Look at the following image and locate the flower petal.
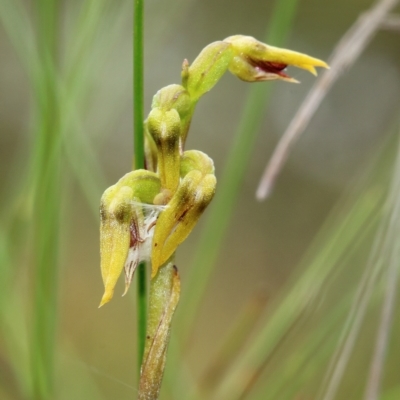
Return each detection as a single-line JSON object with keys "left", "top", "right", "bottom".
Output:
{"left": 224, "top": 35, "right": 328, "bottom": 82}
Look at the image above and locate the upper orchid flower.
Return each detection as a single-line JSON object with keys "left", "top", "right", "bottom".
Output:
{"left": 184, "top": 35, "right": 328, "bottom": 103}
{"left": 225, "top": 35, "right": 328, "bottom": 83}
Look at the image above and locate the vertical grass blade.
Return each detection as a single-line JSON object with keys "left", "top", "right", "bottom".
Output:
{"left": 133, "top": 0, "right": 147, "bottom": 374}
{"left": 133, "top": 0, "right": 144, "bottom": 170}
{"left": 30, "top": 1, "right": 61, "bottom": 399}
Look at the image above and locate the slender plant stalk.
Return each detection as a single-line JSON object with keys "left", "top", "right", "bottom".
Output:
{"left": 30, "top": 1, "right": 60, "bottom": 399}
{"left": 139, "top": 257, "right": 180, "bottom": 400}
{"left": 133, "top": 0, "right": 144, "bottom": 169}
{"left": 133, "top": 0, "right": 147, "bottom": 372}
{"left": 179, "top": 0, "right": 300, "bottom": 341}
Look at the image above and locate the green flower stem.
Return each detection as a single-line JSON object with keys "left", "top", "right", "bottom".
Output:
{"left": 133, "top": 0, "right": 144, "bottom": 169}
{"left": 179, "top": 0, "right": 300, "bottom": 341}
{"left": 133, "top": 0, "right": 147, "bottom": 373}
{"left": 31, "top": 0, "right": 60, "bottom": 399}
{"left": 139, "top": 257, "right": 180, "bottom": 400}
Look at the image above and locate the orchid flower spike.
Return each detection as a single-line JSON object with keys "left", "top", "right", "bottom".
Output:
{"left": 99, "top": 35, "right": 328, "bottom": 306}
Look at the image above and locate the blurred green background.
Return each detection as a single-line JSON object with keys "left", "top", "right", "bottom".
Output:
{"left": 0, "top": 0, "right": 399, "bottom": 399}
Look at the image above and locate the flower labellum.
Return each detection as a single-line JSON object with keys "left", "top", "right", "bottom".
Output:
{"left": 225, "top": 35, "right": 328, "bottom": 82}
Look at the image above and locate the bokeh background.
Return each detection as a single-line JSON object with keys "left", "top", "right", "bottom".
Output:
{"left": 1, "top": 0, "right": 400, "bottom": 399}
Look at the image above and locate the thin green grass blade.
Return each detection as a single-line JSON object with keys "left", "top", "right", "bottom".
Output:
{"left": 30, "top": 1, "right": 62, "bottom": 398}
{"left": 0, "top": 230, "right": 31, "bottom": 398}
{"left": 1, "top": 2, "right": 149, "bottom": 398}
{"left": 133, "top": 0, "right": 148, "bottom": 376}
{"left": 133, "top": 0, "right": 144, "bottom": 170}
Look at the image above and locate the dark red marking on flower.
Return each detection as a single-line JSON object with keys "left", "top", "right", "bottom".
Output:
{"left": 247, "top": 57, "right": 290, "bottom": 79}
{"left": 178, "top": 208, "right": 189, "bottom": 222}
{"left": 130, "top": 219, "right": 143, "bottom": 248}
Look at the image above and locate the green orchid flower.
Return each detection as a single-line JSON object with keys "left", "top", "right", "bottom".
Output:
{"left": 99, "top": 35, "right": 328, "bottom": 307}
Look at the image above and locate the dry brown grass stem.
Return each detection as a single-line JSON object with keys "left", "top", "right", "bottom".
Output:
{"left": 381, "top": 14, "right": 400, "bottom": 31}
{"left": 256, "top": 0, "right": 400, "bottom": 200}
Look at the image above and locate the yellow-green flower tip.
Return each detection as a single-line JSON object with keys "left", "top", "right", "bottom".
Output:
{"left": 180, "top": 150, "right": 215, "bottom": 177}
{"left": 99, "top": 289, "right": 114, "bottom": 308}
{"left": 147, "top": 108, "right": 181, "bottom": 147}
{"left": 147, "top": 108, "right": 181, "bottom": 193}
{"left": 224, "top": 35, "right": 328, "bottom": 82}
{"left": 151, "top": 84, "right": 191, "bottom": 119}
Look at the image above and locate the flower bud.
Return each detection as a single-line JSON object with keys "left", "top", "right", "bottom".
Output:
{"left": 151, "top": 84, "right": 191, "bottom": 119}
{"left": 180, "top": 150, "right": 214, "bottom": 177}
{"left": 147, "top": 108, "right": 181, "bottom": 193}
{"left": 185, "top": 41, "right": 233, "bottom": 102}
{"left": 151, "top": 84, "right": 194, "bottom": 145}
{"left": 116, "top": 170, "right": 161, "bottom": 203}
